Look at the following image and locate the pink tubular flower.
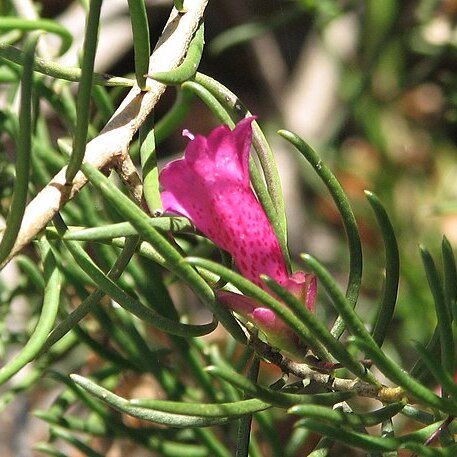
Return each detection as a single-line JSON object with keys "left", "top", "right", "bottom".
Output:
{"left": 160, "top": 117, "right": 316, "bottom": 357}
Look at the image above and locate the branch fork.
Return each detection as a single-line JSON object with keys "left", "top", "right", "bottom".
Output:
{"left": 0, "top": 0, "right": 209, "bottom": 270}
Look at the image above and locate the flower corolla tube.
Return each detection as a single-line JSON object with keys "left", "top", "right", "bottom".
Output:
{"left": 160, "top": 117, "right": 316, "bottom": 356}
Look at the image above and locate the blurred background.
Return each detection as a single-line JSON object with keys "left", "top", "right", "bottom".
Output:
{"left": 2, "top": 0, "right": 457, "bottom": 455}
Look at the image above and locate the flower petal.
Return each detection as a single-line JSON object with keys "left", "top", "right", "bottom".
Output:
{"left": 280, "top": 272, "right": 317, "bottom": 312}
{"left": 159, "top": 117, "right": 289, "bottom": 287}
{"left": 161, "top": 191, "right": 192, "bottom": 218}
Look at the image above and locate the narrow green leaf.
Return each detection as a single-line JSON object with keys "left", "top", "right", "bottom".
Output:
{"left": 442, "top": 236, "right": 457, "bottom": 322}
{"left": 0, "top": 334, "right": 79, "bottom": 412}
{"left": 49, "top": 427, "right": 105, "bottom": 457}
{"left": 420, "top": 245, "right": 454, "bottom": 374}
{"left": 181, "top": 80, "right": 233, "bottom": 124}
{"left": 73, "top": 323, "right": 140, "bottom": 371}
{"left": 279, "top": 130, "right": 362, "bottom": 338}
{"left": 71, "top": 374, "right": 230, "bottom": 427}
{"left": 149, "top": 22, "right": 204, "bottom": 84}
{"left": 140, "top": 113, "right": 161, "bottom": 211}
{"left": 413, "top": 341, "right": 457, "bottom": 405}
{"left": 380, "top": 418, "right": 397, "bottom": 457}
{"left": 284, "top": 428, "right": 312, "bottom": 457}
{"left": 93, "top": 303, "right": 157, "bottom": 368}
{"left": 53, "top": 217, "right": 194, "bottom": 241}
{"left": 34, "top": 443, "right": 67, "bottom": 457}
{"left": 194, "top": 428, "right": 231, "bottom": 457}
{"left": 206, "top": 345, "right": 244, "bottom": 402}
{"left": 236, "top": 357, "right": 260, "bottom": 457}
{"left": 307, "top": 438, "right": 333, "bottom": 457}
{"left": 0, "top": 65, "right": 19, "bottom": 82}
{"left": 0, "top": 43, "right": 133, "bottom": 86}
{"left": 300, "top": 254, "right": 377, "bottom": 352}
{"left": 127, "top": 0, "right": 150, "bottom": 88}
{"left": 47, "top": 372, "right": 211, "bottom": 456}
{"left": 409, "top": 326, "right": 440, "bottom": 381}
{"left": 401, "top": 405, "right": 435, "bottom": 425}
{"left": 35, "top": 414, "right": 210, "bottom": 457}
{"left": 0, "top": 238, "right": 60, "bottom": 385}
{"left": 365, "top": 191, "right": 400, "bottom": 346}
{"left": 0, "top": 33, "right": 37, "bottom": 265}
{"left": 16, "top": 254, "right": 45, "bottom": 289}
{"left": 353, "top": 338, "right": 457, "bottom": 415}
{"left": 0, "top": 18, "right": 72, "bottom": 54}
{"left": 91, "top": 84, "right": 114, "bottom": 123}
{"left": 255, "top": 413, "right": 282, "bottom": 456}
{"left": 65, "top": 0, "right": 102, "bottom": 183}
{"left": 129, "top": 397, "right": 271, "bottom": 418}
{"left": 402, "top": 442, "right": 457, "bottom": 456}
{"left": 296, "top": 418, "right": 445, "bottom": 453}
{"left": 34, "top": 410, "right": 107, "bottom": 436}
{"left": 206, "top": 365, "right": 354, "bottom": 408}
{"left": 290, "top": 402, "right": 405, "bottom": 427}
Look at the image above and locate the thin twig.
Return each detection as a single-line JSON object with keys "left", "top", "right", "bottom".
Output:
{"left": 250, "top": 337, "right": 406, "bottom": 403}
{"left": 0, "top": 0, "right": 209, "bottom": 270}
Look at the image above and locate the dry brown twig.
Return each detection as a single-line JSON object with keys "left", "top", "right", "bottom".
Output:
{"left": 0, "top": 0, "right": 209, "bottom": 271}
